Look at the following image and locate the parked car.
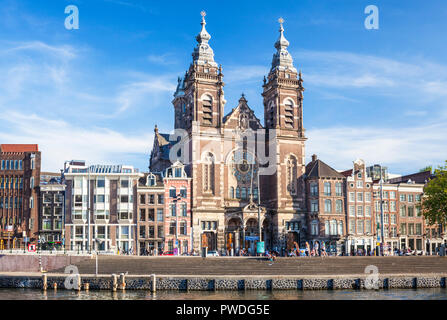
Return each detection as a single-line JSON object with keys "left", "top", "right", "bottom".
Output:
{"left": 206, "top": 250, "right": 219, "bottom": 257}
{"left": 162, "top": 251, "right": 174, "bottom": 256}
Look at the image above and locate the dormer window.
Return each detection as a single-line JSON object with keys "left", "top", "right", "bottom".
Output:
{"left": 146, "top": 174, "right": 156, "bottom": 187}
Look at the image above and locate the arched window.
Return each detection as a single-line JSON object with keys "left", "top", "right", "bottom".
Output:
{"left": 286, "top": 155, "right": 297, "bottom": 195}
{"left": 325, "top": 199, "right": 332, "bottom": 213}
{"left": 330, "top": 220, "right": 337, "bottom": 235}
{"left": 202, "top": 95, "right": 213, "bottom": 125}
{"left": 203, "top": 153, "right": 215, "bottom": 193}
{"left": 284, "top": 99, "right": 294, "bottom": 128}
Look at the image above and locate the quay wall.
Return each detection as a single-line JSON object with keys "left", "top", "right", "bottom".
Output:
{"left": 0, "top": 254, "right": 91, "bottom": 272}
{"left": 0, "top": 274, "right": 446, "bottom": 291}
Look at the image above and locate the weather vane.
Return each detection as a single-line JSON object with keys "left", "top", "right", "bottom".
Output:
{"left": 278, "top": 17, "right": 284, "bottom": 25}
{"left": 201, "top": 11, "right": 207, "bottom": 18}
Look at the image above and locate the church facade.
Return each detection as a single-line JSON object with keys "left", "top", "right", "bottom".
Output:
{"left": 150, "top": 13, "right": 307, "bottom": 255}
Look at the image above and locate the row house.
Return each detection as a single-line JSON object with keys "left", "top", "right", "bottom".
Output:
{"left": 63, "top": 161, "right": 142, "bottom": 253}
{"left": 342, "top": 159, "right": 375, "bottom": 255}
{"left": 38, "top": 173, "right": 65, "bottom": 249}
{"left": 0, "top": 144, "right": 41, "bottom": 249}
{"left": 305, "top": 155, "right": 347, "bottom": 254}
{"left": 137, "top": 172, "right": 165, "bottom": 255}
{"left": 136, "top": 161, "right": 192, "bottom": 256}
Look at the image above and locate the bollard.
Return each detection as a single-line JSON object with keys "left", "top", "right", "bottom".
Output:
{"left": 151, "top": 274, "right": 156, "bottom": 293}
{"left": 112, "top": 274, "right": 117, "bottom": 292}
{"left": 119, "top": 273, "right": 126, "bottom": 290}
{"left": 84, "top": 283, "right": 90, "bottom": 291}
{"left": 75, "top": 274, "right": 82, "bottom": 291}
{"left": 42, "top": 274, "right": 48, "bottom": 291}
{"left": 53, "top": 282, "right": 57, "bottom": 290}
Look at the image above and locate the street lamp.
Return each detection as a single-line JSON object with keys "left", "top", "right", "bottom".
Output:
{"left": 374, "top": 164, "right": 385, "bottom": 256}
{"left": 173, "top": 193, "right": 184, "bottom": 256}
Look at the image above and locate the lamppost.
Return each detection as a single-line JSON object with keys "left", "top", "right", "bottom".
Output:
{"left": 374, "top": 164, "right": 385, "bottom": 256}
{"left": 173, "top": 193, "right": 184, "bottom": 256}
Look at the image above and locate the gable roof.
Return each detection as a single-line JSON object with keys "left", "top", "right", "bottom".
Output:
{"left": 0, "top": 144, "right": 38, "bottom": 153}
{"left": 222, "top": 95, "right": 263, "bottom": 129}
{"left": 306, "top": 159, "right": 346, "bottom": 179}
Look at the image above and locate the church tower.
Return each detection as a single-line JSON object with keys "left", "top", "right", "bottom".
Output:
{"left": 261, "top": 18, "right": 307, "bottom": 249}
{"left": 173, "top": 12, "right": 227, "bottom": 253}
{"left": 172, "top": 11, "right": 226, "bottom": 132}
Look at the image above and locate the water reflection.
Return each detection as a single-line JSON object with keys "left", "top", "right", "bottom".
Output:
{"left": 1, "top": 288, "right": 446, "bottom": 300}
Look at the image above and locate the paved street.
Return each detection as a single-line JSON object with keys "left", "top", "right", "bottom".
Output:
{"left": 51, "top": 256, "right": 447, "bottom": 276}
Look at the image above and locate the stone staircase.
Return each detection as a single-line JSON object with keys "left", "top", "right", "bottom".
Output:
{"left": 50, "top": 256, "right": 447, "bottom": 276}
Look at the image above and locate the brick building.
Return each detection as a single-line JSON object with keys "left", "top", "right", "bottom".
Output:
{"left": 137, "top": 172, "right": 165, "bottom": 255}
{"left": 150, "top": 14, "right": 306, "bottom": 254}
{"left": 341, "top": 159, "right": 375, "bottom": 255}
{"left": 0, "top": 144, "right": 41, "bottom": 249}
{"left": 63, "top": 161, "right": 142, "bottom": 253}
{"left": 38, "top": 172, "right": 65, "bottom": 250}
{"left": 305, "top": 155, "right": 346, "bottom": 254}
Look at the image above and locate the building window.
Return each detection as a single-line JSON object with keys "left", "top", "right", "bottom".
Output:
{"left": 335, "top": 183, "right": 343, "bottom": 196}
{"left": 140, "top": 195, "right": 146, "bottom": 205}
{"left": 203, "top": 153, "right": 215, "bottom": 193}
{"left": 169, "top": 188, "right": 177, "bottom": 198}
{"left": 325, "top": 221, "right": 330, "bottom": 236}
{"left": 349, "top": 220, "right": 355, "bottom": 234}
{"left": 324, "top": 182, "right": 331, "bottom": 196}
{"left": 365, "top": 220, "right": 371, "bottom": 234}
{"left": 408, "top": 206, "right": 414, "bottom": 217}
{"left": 408, "top": 224, "right": 415, "bottom": 235}
{"left": 310, "top": 183, "right": 318, "bottom": 196}
{"left": 390, "top": 214, "right": 396, "bottom": 225}
{"left": 158, "top": 194, "right": 164, "bottom": 204}
{"left": 169, "top": 222, "right": 176, "bottom": 235}
{"left": 139, "top": 209, "right": 146, "bottom": 221}
{"left": 403, "top": 225, "right": 411, "bottom": 238}
{"left": 157, "top": 208, "right": 164, "bottom": 222}
{"left": 349, "top": 205, "right": 355, "bottom": 217}
{"left": 287, "top": 156, "right": 298, "bottom": 195}
{"left": 408, "top": 195, "right": 414, "bottom": 202}
{"left": 400, "top": 194, "right": 406, "bottom": 202}
{"left": 357, "top": 220, "right": 364, "bottom": 235}
{"left": 170, "top": 204, "right": 176, "bottom": 217}
{"left": 180, "top": 188, "right": 187, "bottom": 198}
{"left": 390, "top": 201, "right": 396, "bottom": 212}
{"left": 357, "top": 206, "right": 363, "bottom": 217}
{"left": 149, "top": 195, "right": 155, "bottom": 204}
{"left": 336, "top": 200, "right": 343, "bottom": 213}
{"left": 311, "top": 200, "right": 318, "bottom": 212}
{"left": 230, "top": 187, "right": 235, "bottom": 198}
{"left": 324, "top": 199, "right": 332, "bottom": 213}
{"left": 356, "top": 180, "right": 363, "bottom": 188}
{"left": 311, "top": 220, "right": 319, "bottom": 236}
{"left": 120, "top": 179, "right": 129, "bottom": 188}
{"left": 357, "top": 192, "right": 363, "bottom": 202}
{"left": 180, "top": 222, "right": 187, "bottom": 235}
{"left": 148, "top": 209, "right": 155, "bottom": 221}
{"left": 365, "top": 206, "right": 371, "bottom": 217}
{"left": 400, "top": 205, "right": 406, "bottom": 217}
{"left": 349, "top": 192, "right": 355, "bottom": 203}
{"left": 365, "top": 192, "right": 371, "bottom": 202}
{"left": 202, "top": 95, "right": 213, "bottom": 125}
{"left": 139, "top": 226, "right": 146, "bottom": 238}
{"left": 120, "top": 195, "right": 128, "bottom": 203}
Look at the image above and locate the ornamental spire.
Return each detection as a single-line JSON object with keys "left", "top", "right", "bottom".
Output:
{"left": 192, "top": 11, "right": 217, "bottom": 67}
{"left": 271, "top": 17, "right": 297, "bottom": 73}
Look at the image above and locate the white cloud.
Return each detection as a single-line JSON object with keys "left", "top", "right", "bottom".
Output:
{"left": 0, "top": 111, "right": 152, "bottom": 172}
{"left": 307, "top": 122, "right": 447, "bottom": 174}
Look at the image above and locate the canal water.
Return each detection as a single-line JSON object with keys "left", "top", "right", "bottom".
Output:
{"left": 0, "top": 288, "right": 447, "bottom": 300}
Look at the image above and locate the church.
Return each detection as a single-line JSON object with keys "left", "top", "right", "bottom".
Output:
{"left": 149, "top": 12, "right": 307, "bottom": 255}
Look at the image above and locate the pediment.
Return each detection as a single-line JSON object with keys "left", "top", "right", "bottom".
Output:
{"left": 223, "top": 96, "right": 263, "bottom": 131}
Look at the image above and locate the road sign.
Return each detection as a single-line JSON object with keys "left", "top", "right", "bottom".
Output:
{"left": 28, "top": 244, "right": 36, "bottom": 252}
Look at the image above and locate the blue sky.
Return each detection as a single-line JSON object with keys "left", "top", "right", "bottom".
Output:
{"left": 0, "top": 0, "right": 446, "bottom": 174}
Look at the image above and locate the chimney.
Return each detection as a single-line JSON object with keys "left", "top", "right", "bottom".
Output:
{"left": 312, "top": 154, "right": 317, "bottom": 162}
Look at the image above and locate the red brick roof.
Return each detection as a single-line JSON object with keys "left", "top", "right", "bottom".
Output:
{"left": 0, "top": 144, "right": 39, "bottom": 152}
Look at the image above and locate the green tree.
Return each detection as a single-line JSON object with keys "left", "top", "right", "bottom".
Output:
{"left": 422, "top": 161, "right": 447, "bottom": 226}
{"left": 419, "top": 166, "right": 433, "bottom": 173}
